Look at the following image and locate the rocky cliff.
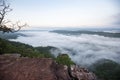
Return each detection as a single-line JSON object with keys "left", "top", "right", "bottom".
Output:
{"left": 0, "top": 54, "right": 97, "bottom": 80}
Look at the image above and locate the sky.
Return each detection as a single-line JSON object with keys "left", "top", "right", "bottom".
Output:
{"left": 6, "top": 0, "right": 120, "bottom": 28}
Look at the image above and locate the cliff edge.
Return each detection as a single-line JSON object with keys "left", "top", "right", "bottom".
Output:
{"left": 0, "top": 54, "right": 96, "bottom": 80}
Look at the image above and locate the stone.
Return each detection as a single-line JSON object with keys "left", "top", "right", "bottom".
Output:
{"left": 0, "top": 54, "right": 97, "bottom": 80}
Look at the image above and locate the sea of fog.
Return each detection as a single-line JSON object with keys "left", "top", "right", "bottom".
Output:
{"left": 10, "top": 28, "right": 120, "bottom": 66}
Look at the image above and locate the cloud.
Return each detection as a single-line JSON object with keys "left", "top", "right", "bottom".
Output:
{"left": 11, "top": 31, "right": 120, "bottom": 67}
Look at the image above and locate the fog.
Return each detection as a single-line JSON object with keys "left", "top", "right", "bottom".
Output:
{"left": 11, "top": 31, "right": 120, "bottom": 66}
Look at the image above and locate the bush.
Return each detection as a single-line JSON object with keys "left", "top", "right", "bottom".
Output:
{"left": 0, "top": 38, "right": 55, "bottom": 58}
{"left": 91, "top": 59, "right": 120, "bottom": 80}
{"left": 56, "top": 54, "right": 74, "bottom": 66}
{"left": 0, "top": 38, "right": 7, "bottom": 54}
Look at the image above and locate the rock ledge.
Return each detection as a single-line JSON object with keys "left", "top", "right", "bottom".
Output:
{"left": 0, "top": 54, "right": 96, "bottom": 80}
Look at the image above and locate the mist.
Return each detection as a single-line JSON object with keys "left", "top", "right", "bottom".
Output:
{"left": 10, "top": 30, "right": 120, "bottom": 66}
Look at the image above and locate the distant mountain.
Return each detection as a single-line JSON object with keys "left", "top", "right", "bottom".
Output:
{"left": 51, "top": 30, "right": 120, "bottom": 38}
{"left": 0, "top": 31, "right": 26, "bottom": 39}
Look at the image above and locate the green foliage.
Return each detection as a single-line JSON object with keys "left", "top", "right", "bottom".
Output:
{"left": 0, "top": 38, "right": 75, "bottom": 67}
{"left": 56, "top": 54, "right": 74, "bottom": 66}
{"left": 92, "top": 59, "right": 120, "bottom": 80}
{"left": 0, "top": 38, "right": 7, "bottom": 54}
{"left": 35, "top": 46, "right": 55, "bottom": 58}
{"left": 0, "top": 38, "right": 54, "bottom": 58}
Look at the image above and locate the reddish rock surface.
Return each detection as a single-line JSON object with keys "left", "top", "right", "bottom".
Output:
{"left": 0, "top": 54, "right": 71, "bottom": 80}
{"left": 0, "top": 54, "right": 97, "bottom": 80}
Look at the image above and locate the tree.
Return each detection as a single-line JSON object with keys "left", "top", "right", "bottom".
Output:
{"left": 92, "top": 59, "right": 120, "bottom": 80}
{"left": 56, "top": 54, "right": 75, "bottom": 66}
{"left": 0, "top": 38, "right": 7, "bottom": 54}
{"left": 0, "top": 0, "right": 27, "bottom": 33}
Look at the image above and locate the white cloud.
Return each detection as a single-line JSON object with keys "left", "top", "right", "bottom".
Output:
{"left": 11, "top": 31, "right": 120, "bottom": 66}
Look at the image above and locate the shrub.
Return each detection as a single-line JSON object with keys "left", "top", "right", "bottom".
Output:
{"left": 92, "top": 59, "right": 120, "bottom": 80}
{"left": 56, "top": 54, "right": 74, "bottom": 66}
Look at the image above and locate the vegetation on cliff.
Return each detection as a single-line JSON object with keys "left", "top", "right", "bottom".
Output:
{"left": 0, "top": 38, "right": 74, "bottom": 66}
{"left": 91, "top": 59, "right": 120, "bottom": 80}
{"left": 56, "top": 54, "right": 75, "bottom": 66}
{"left": 0, "top": 38, "right": 54, "bottom": 58}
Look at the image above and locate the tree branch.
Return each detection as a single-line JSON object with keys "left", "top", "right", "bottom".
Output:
{"left": 0, "top": 0, "right": 27, "bottom": 33}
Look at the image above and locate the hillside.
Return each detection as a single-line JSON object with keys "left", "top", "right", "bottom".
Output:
{"left": 0, "top": 37, "right": 120, "bottom": 80}
{"left": 0, "top": 38, "right": 55, "bottom": 58}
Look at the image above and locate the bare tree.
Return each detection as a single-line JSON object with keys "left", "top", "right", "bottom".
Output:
{"left": 0, "top": 0, "right": 27, "bottom": 33}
